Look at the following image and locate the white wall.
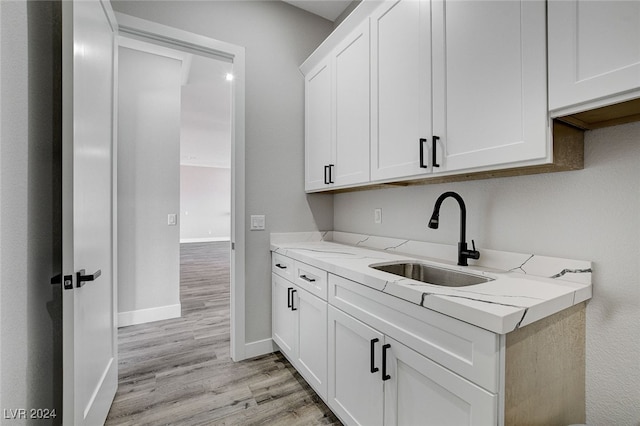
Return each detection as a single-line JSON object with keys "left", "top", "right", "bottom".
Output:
{"left": 0, "top": 0, "right": 62, "bottom": 416}
{"left": 334, "top": 123, "right": 640, "bottom": 425}
{"left": 180, "top": 165, "right": 231, "bottom": 242}
{"left": 111, "top": 1, "right": 335, "bottom": 342}
{"left": 117, "top": 46, "right": 182, "bottom": 325}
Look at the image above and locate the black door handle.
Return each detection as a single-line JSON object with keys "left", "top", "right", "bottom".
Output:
{"left": 432, "top": 135, "right": 440, "bottom": 168}
{"left": 76, "top": 269, "right": 101, "bottom": 288}
{"left": 382, "top": 343, "right": 391, "bottom": 381}
{"left": 324, "top": 165, "right": 330, "bottom": 184}
{"left": 328, "top": 164, "right": 335, "bottom": 184}
{"left": 370, "top": 338, "right": 380, "bottom": 373}
{"left": 419, "top": 138, "right": 428, "bottom": 168}
{"left": 291, "top": 289, "right": 297, "bottom": 311}
{"left": 287, "top": 287, "right": 293, "bottom": 308}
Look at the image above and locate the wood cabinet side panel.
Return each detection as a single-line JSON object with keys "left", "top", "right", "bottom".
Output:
{"left": 505, "top": 303, "right": 586, "bottom": 426}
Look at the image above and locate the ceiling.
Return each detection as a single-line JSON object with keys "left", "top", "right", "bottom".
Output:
{"left": 180, "top": 55, "right": 233, "bottom": 169}
{"left": 283, "top": 0, "right": 353, "bottom": 22}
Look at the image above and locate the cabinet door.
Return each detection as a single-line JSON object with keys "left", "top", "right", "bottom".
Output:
{"left": 333, "top": 21, "right": 370, "bottom": 187}
{"left": 272, "top": 274, "right": 297, "bottom": 359}
{"left": 295, "top": 288, "right": 328, "bottom": 400}
{"left": 383, "top": 337, "right": 497, "bottom": 426}
{"left": 328, "top": 306, "right": 384, "bottom": 426}
{"left": 305, "top": 58, "right": 333, "bottom": 191}
{"left": 432, "top": 0, "right": 548, "bottom": 172}
{"left": 548, "top": 0, "right": 640, "bottom": 112}
{"left": 370, "top": 0, "right": 432, "bottom": 181}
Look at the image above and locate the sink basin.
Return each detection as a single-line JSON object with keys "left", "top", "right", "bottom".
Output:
{"left": 370, "top": 262, "right": 493, "bottom": 287}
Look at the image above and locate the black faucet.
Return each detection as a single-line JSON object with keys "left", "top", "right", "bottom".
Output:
{"left": 428, "top": 191, "right": 480, "bottom": 266}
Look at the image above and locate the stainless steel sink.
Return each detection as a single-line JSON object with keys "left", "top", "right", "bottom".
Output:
{"left": 370, "top": 262, "right": 493, "bottom": 287}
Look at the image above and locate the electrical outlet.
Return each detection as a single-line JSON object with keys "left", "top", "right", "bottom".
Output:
{"left": 168, "top": 213, "right": 177, "bottom": 226}
{"left": 250, "top": 215, "right": 266, "bottom": 231}
{"left": 374, "top": 208, "right": 382, "bottom": 224}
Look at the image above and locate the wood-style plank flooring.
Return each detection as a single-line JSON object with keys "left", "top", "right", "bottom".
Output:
{"left": 106, "top": 242, "right": 340, "bottom": 426}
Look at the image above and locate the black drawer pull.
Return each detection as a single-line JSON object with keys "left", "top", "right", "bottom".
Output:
{"left": 419, "top": 138, "right": 428, "bottom": 168}
{"left": 370, "top": 338, "right": 380, "bottom": 373}
{"left": 287, "top": 287, "right": 293, "bottom": 308}
{"left": 329, "top": 164, "right": 335, "bottom": 184}
{"left": 275, "top": 263, "right": 287, "bottom": 269}
{"left": 291, "top": 289, "right": 297, "bottom": 311}
{"left": 76, "top": 269, "right": 101, "bottom": 288}
{"left": 432, "top": 135, "right": 440, "bottom": 168}
{"left": 299, "top": 274, "right": 316, "bottom": 283}
{"left": 382, "top": 343, "right": 391, "bottom": 381}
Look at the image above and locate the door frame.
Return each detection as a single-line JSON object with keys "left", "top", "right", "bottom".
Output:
{"left": 115, "top": 13, "right": 247, "bottom": 361}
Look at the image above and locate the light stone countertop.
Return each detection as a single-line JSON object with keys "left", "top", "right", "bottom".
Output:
{"left": 271, "top": 234, "right": 592, "bottom": 334}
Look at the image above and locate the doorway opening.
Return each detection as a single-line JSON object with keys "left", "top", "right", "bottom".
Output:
{"left": 115, "top": 13, "right": 246, "bottom": 361}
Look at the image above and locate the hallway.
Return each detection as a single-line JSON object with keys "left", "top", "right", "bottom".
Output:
{"left": 106, "top": 242, "right": 340, "bottom": 425}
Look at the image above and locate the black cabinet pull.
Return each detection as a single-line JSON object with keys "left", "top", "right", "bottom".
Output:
{"left": 275, "top": 263, "right": 287, "bottom": 270}
{"left": 432, "top": 135, "right": 440, "bottom": 168}
{"left": 287, "top": 287, "right": 293, "bottom": 308}
{"left": 370, "top": 338, "right": 380, "bottom": 373}
{"left": 299, "top": 274, "right": 316, "bottom": 283}
{"left": 419, "top": 138, "right": 428, "bottom": 168}
{"left": 329, "top": 164, "right": 335, "bottom": 184}
{"left": 382, "top": 343, "right": 391, "bottom": 381}
{"left": 291, "top": 289, "right": 297, "bottom": 311}
{"left": 324, "top": 165, "right": 329, "bottom": 184}
{"left": 76, "top": 269, "right": 101, "bottom": 288}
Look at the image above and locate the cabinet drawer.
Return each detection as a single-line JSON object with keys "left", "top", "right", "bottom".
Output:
{"left": 272, "top": 252, "right": 295, "bottom": 281}
{"left": 294, "top": 261, "right": 328, "bottom": 301}
{"left": 329, "top": 274, "right": 500, "bottom": 393}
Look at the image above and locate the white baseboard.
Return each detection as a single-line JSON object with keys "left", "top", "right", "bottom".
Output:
{"left": 180, "top": 237, "right": 230, "bottom": 243}
{"left": 243, "top": 338, "right": 277, "bottom": 360}
{"left": 118, "top": 304, "right": 181, "bottom": 327}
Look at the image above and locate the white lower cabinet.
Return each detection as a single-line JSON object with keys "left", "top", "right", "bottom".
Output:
{"left": 295, "top": 287, "right": 328, "bottom": 399}
{"left": 273, "top": 252, "right": 586, "bottom": 425}
{"left": 328, "top": 305, "right": 496, "bottom": 426}
{"left": 384, "top": 336, "right": 496, "bottom": 426}
{"left": 272, "top": 273, "right": 297, "bottom": 360}
{"left": 328, "top": 306, "right": 384, "bottom": 426}
{"left": 272, "top": 267, "right": 328, "bottom": 400}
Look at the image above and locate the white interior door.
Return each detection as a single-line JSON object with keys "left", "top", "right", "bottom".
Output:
{"left": 62, "top": 0, "right": 118, "bottom": 424}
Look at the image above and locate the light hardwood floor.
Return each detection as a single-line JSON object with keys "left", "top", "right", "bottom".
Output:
{"left": 106, "top": 242, "right": 340, "bottom": 426}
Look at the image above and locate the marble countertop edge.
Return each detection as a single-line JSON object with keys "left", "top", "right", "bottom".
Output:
{"left": 270, "top": 239, "right": 592, "bottom": 335}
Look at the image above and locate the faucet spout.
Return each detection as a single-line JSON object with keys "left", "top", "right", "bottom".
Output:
{"left": 428, "top": 191, "right": 479, "bottom": 266}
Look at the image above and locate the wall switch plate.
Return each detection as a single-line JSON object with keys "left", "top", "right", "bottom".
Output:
{"left": 168, "top": 213, "right": 177, "bottom": 226}
{"left": 374, "top": 208, "right": 382, "bottom": 224}
{"left": 250, "top": 215, "right": 266, "bottom": 231}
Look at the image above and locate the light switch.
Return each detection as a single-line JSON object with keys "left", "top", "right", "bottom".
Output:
{"left": 250, "top": 215, "right": 266, "bottom": 231}
{"left": 374, "top": 208, "right": 382, "bottom": 224}
{"left": 168, "top": 214, "right": 177, "bottom": 226}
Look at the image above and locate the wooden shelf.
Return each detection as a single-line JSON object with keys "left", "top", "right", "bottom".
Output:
{"left": 557, "top": 97, "right": 640, "bottom": 130}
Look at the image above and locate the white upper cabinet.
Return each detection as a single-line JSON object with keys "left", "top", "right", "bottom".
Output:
{"left": 370, "top": 0, "right": 432, "bottom": 180}
{"left": 305, "top": 58, "right": 333, "bottom": 191}
{"left": 549, "top": 0, "right": 640, "bottom": 113}
{"left": 432, "top": 0, "right": 548, "bottom": 172}
{"left": 333, "top": 21, "right": 371, "bottom": 187}
{"left": 302, "top": 0, "right": 555, "bottom": 192}
{"left": 304, "top": 22, "right": 370, "bottom": 191}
